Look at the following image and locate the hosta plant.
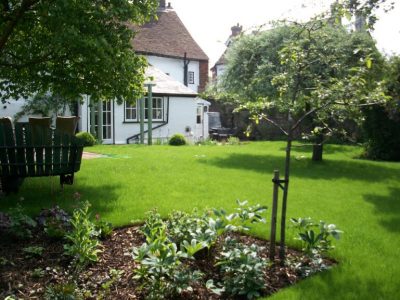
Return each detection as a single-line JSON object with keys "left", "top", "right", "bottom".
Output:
{"left": 216, "top": 238, "right": 269, "bottom": 299}
{"left": 290, "top": 217, "right": 343, "bottom": 256}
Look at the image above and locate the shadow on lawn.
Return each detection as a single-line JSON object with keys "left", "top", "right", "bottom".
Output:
{"left": 279, "top": 144, "right": 358, "bottom": 155}
{"left": 199, "top": 153, "right": 400, "bottom": 183}
{"left": 290, "top": 267, "right": 388, "bottom": 300}
{"left": 363, "top": 187, "right": 400, "bottom": 232}
{"left": 0, "top": 177, "right": 122, "bottom": 216}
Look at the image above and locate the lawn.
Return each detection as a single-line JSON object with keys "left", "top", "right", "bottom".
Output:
{"left": 1, "top": 141, "right": 399, "bottom": 300}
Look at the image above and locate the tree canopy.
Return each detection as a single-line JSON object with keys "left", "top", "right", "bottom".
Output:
{"left": 211, "top": 14, "right": 389, "bottom": 260}
{"left": 215, "top": 20, "right": 385, "bottom": 140}
{"left": 0, "top": 0, "right": 158, "bottom": 103}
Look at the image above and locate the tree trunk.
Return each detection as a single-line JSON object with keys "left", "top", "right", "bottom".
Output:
{"left": 312, "top": 133, "right": 323, "bottom": 161}
{"left": 279, "top": 132, "right": 292, "bottom": 264}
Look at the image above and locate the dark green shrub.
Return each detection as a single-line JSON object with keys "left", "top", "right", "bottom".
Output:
{"left": 363, "top": 105, "right": 400, "bottom": 161}
{"left": 168, "top": 134, "right": 187, "bottom": 146}
{"left": 75, "top": 132, "right": 96, "bottom": 147}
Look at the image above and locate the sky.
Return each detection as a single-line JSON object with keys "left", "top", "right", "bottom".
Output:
{"left": 170, "top": 0, "right": 400, "bottom": 67}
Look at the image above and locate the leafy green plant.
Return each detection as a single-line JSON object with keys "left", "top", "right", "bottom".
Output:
{"left": 166, "top": 210, "right": 215, "bottom": 257}
{"left": 181, "top": 239, "right": 209, "bottom": 257}
{"left": 0, "top": 256, "right": 13, "bottom": 266}
{"left": 7, "top": 203, "right": 37, "bottom": 239}
{"left": 63, "top": 201, "right": 101, "bottom": 267}
{"left": 38, "top": 206, "right": 71, "bottom": 239}
{"left": 75, "top": 132, "right": 97, "bottom": 147}
{"left": 212, "top": 200, "right": 267, "bottom": 232}
{"left": 168, "top": 134, "right": 187, "bottom": 146}
{"left": 140, "top": 210, "right": 165, "bottom": 243}
{"left": 94, "top": 214, "right": 113, "bottom": 239}
{"left": 23, "top": 246, "right": 44, "bottom": 258}
{"left": 132, "top": 227, "right": 194, "bottom": 299}
{"left": 44, "top": 282, "right": 83, "bottom": 300}
{"left": 196, "top": 138, "right": 217, "bottom": 146}
{"left": 216, "top": 238, "right": 268, "bottom": 299}
{"left": 31, "top": 268, "right": 46, "bottom": 279}
{"left": 100, "top": 269, "right": 124, "bottom": 297}
{"left": 290, "top": 217, "right": 343, "bottom": 256}
{"left": 227, "top": 136, "right": 240, "bottom": 145}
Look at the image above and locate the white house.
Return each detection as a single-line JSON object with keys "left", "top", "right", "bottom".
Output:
{"left": 81, "top": 0, "right": 210, "bottom": 144}
{"left": 1, "top": 0, "right": 210, "bottom": 144}
{"left": 211, "top": 23, "right": 242, "bottom": 80}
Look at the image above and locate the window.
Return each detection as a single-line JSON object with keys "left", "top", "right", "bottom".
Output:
{"left": 145, "top": 97, "right": 163, "bottom": 121}
{"left": 125, "top": 102, "right": 137, "bottom": 121}
{"left": 196, "top": 105, "right": 202, "bottom": 124}
{"left": 125, "top": 97, "right": 164, "bottom": 122}
{"left": 188, "top": 71, "right": 195, "bottom": 84}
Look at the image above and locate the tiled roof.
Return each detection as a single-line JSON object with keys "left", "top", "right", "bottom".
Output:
{"left": 132, "top": 9, "right": 208, "bottom": 61}
{"left": 213, "top": 50, "right": 227, "bottom": 68}
{"left": 145, "top": 65, "right": 197, "bottom": 96}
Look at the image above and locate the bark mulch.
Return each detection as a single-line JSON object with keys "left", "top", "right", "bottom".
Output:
{"left": 0, "top": 226, "right": 336, "bottom": 299}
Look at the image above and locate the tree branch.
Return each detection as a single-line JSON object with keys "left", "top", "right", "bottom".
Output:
{"left": 0, "top": 51, "right": 54, "bottom": 69}
{"left": 0, "top": 0, "right": 40, "bottom": 52}
{"left": 291, "top": 100, "right": 333, "bottom": 131}
{"left": 261, "top": 115, "right": 289, "bottom": 136}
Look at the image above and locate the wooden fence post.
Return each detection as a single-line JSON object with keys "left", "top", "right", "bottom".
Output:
{"left": 269, "top": 170, "right": 280, "bottom": 261}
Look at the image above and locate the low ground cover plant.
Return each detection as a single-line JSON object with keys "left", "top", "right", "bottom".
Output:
{"left": 0, "top": 198, "right": 341, "bottom": 299}
{"left": 132, "top": 201, "right": 270, "bottom": 299}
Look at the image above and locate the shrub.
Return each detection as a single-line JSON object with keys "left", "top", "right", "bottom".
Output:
{"left": 363, "top": 105, "right": 400, "bottom": 161}
{"left": 168, "top": 134, "right": 187, "bottom": 146}
{"left": 75, "top": 132, "right": 96, "bottom": 147}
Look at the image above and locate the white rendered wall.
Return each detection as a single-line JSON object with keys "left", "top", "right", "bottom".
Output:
{"left": 0, "top": 98, "right": 72, "bottom": 125}
{"left": 108, "top": 96, "right": 198, "bottom": 144}
{"left": 0, "top": 99, "right": 32, "bottom": 122}
{"left": 216, "top": 64, "right": 225, "bottom": 78}
{"left": 80, "top": 96, "right": 199, "bottom": 144}
{"left": 146, "top": 55, "right": 200, "bottom": 92}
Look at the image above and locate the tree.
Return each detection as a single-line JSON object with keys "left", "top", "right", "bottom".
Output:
{"left": 363, "top": 55, "right": 400, "bottom": 161}
{"left": 219, "top": 22, "right": 384, "bottom": 159}
{"left": 217, "top": 16, "right": 387, "bottom": 261}
{"left": 0, "top": 0, "right": 158, "bottom": 104}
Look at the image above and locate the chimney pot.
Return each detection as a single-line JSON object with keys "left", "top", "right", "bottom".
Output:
{"left": 159, "top": 0, "right": 166, "bottom": 9}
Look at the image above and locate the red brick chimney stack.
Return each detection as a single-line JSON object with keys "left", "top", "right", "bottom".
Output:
{"left": 231, "top": 23, "right": 242, "bottom": 37}
{"left": 159, "top": 0, "right": 166, "bottom": 9}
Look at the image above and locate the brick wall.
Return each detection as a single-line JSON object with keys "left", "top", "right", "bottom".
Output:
{"left": 199, "top": 60, "right": 209, "bottom": 92}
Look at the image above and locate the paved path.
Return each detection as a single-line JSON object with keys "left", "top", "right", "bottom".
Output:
{"left": 82, "top": 152, "right": 104, "bottom": 159}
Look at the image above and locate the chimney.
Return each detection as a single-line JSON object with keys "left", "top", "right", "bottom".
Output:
{"left": 167, "top": 2, "right": 172, "bottom": 9}
{"left": 231, "top": 23, "right": 242, "bottom": 37}
{"left": 159, "top": 0, "right": 166, "bottom": 9}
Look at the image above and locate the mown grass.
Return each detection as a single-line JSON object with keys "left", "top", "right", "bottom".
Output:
{"left": 1, "top": 142, "right": 399, "bottom": 300}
